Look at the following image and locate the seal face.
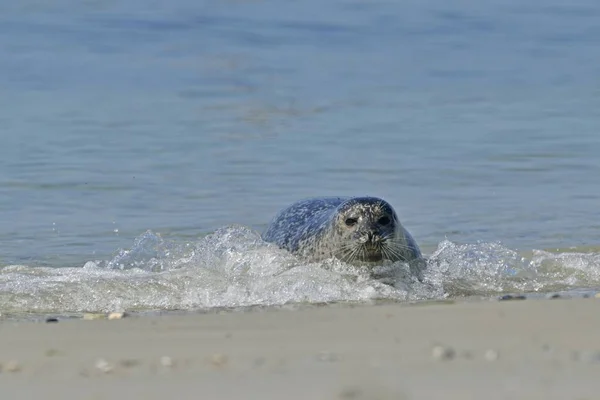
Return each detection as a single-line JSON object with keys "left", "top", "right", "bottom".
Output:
{"left": 262, "top": 196, "right": 424, "bottom": 276}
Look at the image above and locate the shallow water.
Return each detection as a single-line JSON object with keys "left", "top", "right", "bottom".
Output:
{"left": 1, "top": 0, "right": 600, "bottom": 314}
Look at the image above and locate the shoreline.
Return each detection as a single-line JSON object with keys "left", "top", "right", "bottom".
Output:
{"left": 1, "top": 297, "right": 600, "bottom": 399}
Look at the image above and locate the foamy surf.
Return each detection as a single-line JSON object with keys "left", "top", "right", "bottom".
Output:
{"left": 0, "top": 227, "right": 599, "bottom": 315}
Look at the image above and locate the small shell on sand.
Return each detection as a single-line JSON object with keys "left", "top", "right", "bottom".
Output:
{"left": 108, "top": 312, "right": 127, "bottom": 320}
{"left": 82, "top": 312, "right": 127, "bottom": 321}
{"left": 160, "top": 356, "right": 174, "bottom": 368}
{"left": 3, "top": 360, "right": 22, "bottom": 373}
{"left": 83, "top": 313, "right": 105, "bottom": 320}
{"left": 210, "top": 353, "right": 228, "bottom": 368}
{"left": 95, "top": 358, "right": 113, "bottom": 373}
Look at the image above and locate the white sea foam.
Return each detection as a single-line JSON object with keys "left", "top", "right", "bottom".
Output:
{"left": 1, "top": 227, "right": 599, "bottom": 314}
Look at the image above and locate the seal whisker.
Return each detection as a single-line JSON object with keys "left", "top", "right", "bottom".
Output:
{"left": 335, "top": 242, "right": 359, "bottom": 263}
{"left": 360, "top": 244, "right": 368, "bottom": 261}
{"left": 380, "top": 243, "right": 392, "bottom": 259}
{"left": 341, "top": 243, "right": 361, "bottom": 264}
{"left": 383, "top": 237, "right": 415, "bottom": 252}
{"left": 381, "top": 243, "right": 407, "bottom": 262}
{"left": 340, "top": 244, "right": 360, "bottom": 263}
{"left": 349, "top": 247, "right": 362, "bottom": 263}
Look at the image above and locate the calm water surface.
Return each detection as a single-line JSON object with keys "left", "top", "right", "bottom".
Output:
{"left": 1, "top": 0, "right": 600, "bottom": 314}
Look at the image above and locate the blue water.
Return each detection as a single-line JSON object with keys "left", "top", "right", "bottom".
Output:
{"left": 1, "top": 0, "right": 600, "bottom": 314}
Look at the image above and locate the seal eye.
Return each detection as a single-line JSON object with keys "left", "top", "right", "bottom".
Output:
{"left": 378, "top": 216, "right": 391, "bottom": 225}
{"left": 345, "top": 218, "right": 358, "bottom": 227}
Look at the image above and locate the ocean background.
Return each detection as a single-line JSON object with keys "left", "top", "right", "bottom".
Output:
{"left": 1, "top": 0, "right": 600, "bottom": 315}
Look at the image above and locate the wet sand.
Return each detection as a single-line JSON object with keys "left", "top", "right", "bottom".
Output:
{"left": 1, "top": 298, "right": 600, "bottom": 399}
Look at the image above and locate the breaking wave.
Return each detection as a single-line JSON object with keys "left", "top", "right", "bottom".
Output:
{"left": 1, "top": 226, "right": 599, "bottom": 315}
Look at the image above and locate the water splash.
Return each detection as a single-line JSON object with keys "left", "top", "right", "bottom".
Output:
{"left": 426, "top": 240, "right": 600, "bottom": 296}
{"left": 426, "top": 240, "right": 538, "bottom": 296}
{"left": 1, "top": 228, "right": 600, "bottom": 314}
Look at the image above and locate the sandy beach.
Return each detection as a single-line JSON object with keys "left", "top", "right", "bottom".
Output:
{"left": 1, "top": 297, "right": 599, "bottom": 399}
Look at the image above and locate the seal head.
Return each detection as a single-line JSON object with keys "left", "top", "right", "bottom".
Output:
{"left": 331, "top": 197, "right": 407, "bottom": 263}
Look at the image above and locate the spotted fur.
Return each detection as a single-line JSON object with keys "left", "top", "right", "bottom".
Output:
{"left": 262, "top": 196, "right": 424, "bottom": 277}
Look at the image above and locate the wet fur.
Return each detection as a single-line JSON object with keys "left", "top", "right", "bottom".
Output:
{"left": 262, "top": 196, "right": 424, "bottom": 278}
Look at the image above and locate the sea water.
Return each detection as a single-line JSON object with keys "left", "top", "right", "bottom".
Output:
{"left": 1, "top": 0, "right": 600, "bottom": 315}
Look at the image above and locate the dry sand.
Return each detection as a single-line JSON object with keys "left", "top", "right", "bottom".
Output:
{"left": 1, "top": 297, "right": 600, "bottom": 399}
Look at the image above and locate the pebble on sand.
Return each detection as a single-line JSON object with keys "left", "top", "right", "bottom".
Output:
{"left": 45, "top": 349, "right": 62, "bottom": 357}
{"left": 573, "top": 350, "right": 600, "bottom": 364}
{"left": 253, "top": 357, "right": 266, "bottom": 367}
{"left": 498, "top": 294, "right": 526, "bottom": 301}
{"left": 119, "top": 359, "right": 140, "bottom": 368}
{"left": 484, "top": 349, "right": 499, "bottom": 361}
{"left": 432, "top": 345, "right": 456, "bottom": 361}
{"left": 317, "top": 351, "right": 340, "bottom": 362}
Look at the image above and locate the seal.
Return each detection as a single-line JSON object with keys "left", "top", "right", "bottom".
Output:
{"left": 262, "top": 196, "right": 424, "bottom": 278}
